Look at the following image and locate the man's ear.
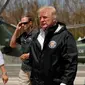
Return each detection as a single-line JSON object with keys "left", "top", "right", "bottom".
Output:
{"left": 29, "top": 21, "right": 33, "bottom": 26}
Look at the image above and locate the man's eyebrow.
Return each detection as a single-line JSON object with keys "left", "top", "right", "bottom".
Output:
{"left": 19, "top": 22, "right": 29, "bottom": 25}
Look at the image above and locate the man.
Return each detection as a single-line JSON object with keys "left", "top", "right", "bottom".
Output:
{"left": 22, "top": 6, "right": 78, "bottom": 85}
{"left": 10, "top": 15, "right": 34, "bottom": 85}
{"left": 0, "top": 50, "right": 8, "bottom": 84}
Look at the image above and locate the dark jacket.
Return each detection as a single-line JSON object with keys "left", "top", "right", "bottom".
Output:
{"left": 29, "top": 22, "right": 78, "bottom": 85}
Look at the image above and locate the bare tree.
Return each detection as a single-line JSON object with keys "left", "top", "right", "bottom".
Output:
{"left": 0, "top": 0, "right": 10, "bottom": 15}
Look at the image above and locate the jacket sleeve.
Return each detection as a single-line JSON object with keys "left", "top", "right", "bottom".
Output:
{"left": 16, "top": 33, "right": 24, "bottom": 44}
{"left": 61, "top": 33, "right": 78, "bottom": 84}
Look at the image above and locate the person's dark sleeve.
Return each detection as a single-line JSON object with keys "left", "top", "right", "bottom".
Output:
{"left": 16, "top": 35, "right": 21, "bottom": 44}
{"left": 60, "top": 33, "right": 78, "bottom": 84}
{"left": 16, "top": 33, "right": 25, "bottom": 44}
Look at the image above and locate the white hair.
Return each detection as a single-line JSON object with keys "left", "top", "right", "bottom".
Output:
{"left": 38, "top": 6, "right": 57, "bottom": 21}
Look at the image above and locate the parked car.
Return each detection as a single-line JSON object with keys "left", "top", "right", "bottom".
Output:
{"left": 77, "top": 37, "right": 85, "bottom": 63}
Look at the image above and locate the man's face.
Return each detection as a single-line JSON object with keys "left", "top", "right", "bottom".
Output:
{"left": 20, "top": 17, "right": 32, "bottom": 31}
{"left": 39, "top": 10, "right": 54, "bottom": 30}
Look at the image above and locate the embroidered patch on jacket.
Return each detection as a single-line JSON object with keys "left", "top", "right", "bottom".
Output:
{"left": 48, "top": 41, "right": 57, "bottom": 48}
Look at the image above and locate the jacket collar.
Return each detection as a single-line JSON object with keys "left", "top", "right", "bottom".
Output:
{"left": 45, "top": 22, "right": 66, "bottom": 35}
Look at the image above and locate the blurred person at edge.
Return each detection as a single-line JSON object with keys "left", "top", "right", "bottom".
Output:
{"left": 0, "top": 50, "right": 8, "bottom": 84}
{"left": 21, "top": 6, "right": 78, "bottom": 85}
{"left": 10, "top": 15, "right": 35, "bottom": 85}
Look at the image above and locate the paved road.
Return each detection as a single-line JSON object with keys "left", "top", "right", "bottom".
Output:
{"left": 74, "top": 64, "right": 85, "bottom": 85}
{"left": 0, "top": 63, "right": 85, "bottom": 85}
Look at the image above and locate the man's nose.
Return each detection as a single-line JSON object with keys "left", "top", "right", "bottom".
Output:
{"left": 40, "top": 17, "right": 44, "bottom": 22}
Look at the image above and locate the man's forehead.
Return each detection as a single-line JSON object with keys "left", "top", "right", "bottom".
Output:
{"left": 39, "top": 9, "right": 52, "bottom": 16}
{"left": 21, "top": 17, "right": 29, "bottom": 22}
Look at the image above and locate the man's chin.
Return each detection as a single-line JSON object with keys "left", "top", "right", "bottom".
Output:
{"left": 41, "top": 26, "right": 48, "bottom": 30}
